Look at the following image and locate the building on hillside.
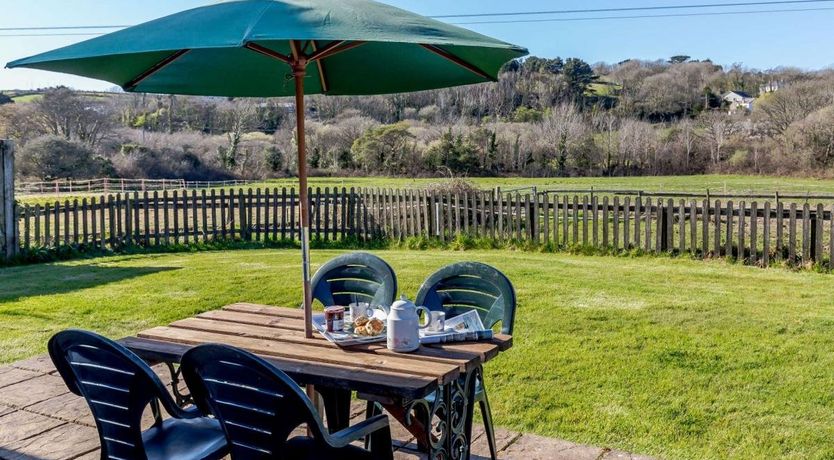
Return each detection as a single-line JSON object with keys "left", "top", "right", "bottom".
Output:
{"left": 723, "top": 91, "right": 754, "bottom": 113}
{"left": 759, "top": 81, "right": 783, "bottom": 94}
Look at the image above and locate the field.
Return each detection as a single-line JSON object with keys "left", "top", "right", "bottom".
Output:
{"left": 17, "top": 174, "right": 834, "bottom": 206}
{"left": 10, "top": 94, "right": 43, "bottom": 103}
{"left": 2, "top": 248, "right": 834, "bottom": 459}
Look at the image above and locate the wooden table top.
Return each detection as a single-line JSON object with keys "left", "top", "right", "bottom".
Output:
{"left": 123, "top": 303, "right": 512, "bottom": 400}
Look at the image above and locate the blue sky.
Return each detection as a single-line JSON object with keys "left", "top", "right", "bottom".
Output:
{"left": 2, "top": 0, "right": 834, "bottom": 90}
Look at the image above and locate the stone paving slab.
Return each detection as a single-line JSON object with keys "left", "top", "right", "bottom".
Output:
{"left": 9, "top": 355, "right": 57, "bottom": 375}
{"left": 0, "top": 422, "right": 99, "bottom": 460}
{"left": 0, "top": 411, "right": 65, "bottom": 446}
{"left": 0, "top": 374, "right": 68, "bottom": 409}
{"left": 0, "top": 406, "right": 15, "bottom": 418}
{"left": 469, "top": 426, "right": 521, "bottom": 457}
{"left": 25, "top": 392, "right": 95, "bottom": 427}
{"left": 503, "top": 433, "right": 605, "bottom": 459}
{"left": 0, "top": 369, "right": 41, "bottom": 390}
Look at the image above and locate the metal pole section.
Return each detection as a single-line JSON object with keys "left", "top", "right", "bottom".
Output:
{"left": 293, "top": 60, "right": 313, "bottom": 340}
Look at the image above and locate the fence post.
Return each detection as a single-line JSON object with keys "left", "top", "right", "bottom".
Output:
{"left": 659, "top": 202, "right": 670, "bottom": 252}
{"left": 0, "top": 140, "right": 17, "bottom": 260}
{"left": 810, "top": 207, "right": 819, "bottom": 263}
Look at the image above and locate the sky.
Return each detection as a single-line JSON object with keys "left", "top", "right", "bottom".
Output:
{"left": 2, "top": 0, "right": 834, "bottom": 91}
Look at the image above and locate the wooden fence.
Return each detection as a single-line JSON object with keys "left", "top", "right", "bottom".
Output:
{"left": 15, "top": 178, "right": 257, "bottom": 196}
{"left": 13, "top": 187, "right": 834, "bottom": 269}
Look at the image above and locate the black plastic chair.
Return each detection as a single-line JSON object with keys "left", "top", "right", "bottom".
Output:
{"left": 181, "top": 344, "right": 394, "bottom": 460}
{"left": 415, "top": 262, "right": 517, "bottom": 460}
{"left": 48, "top": 330, "right": 228, "bottom": 460}
{"left": 416, "top": 261, "right": 516, "bottom": 335}
{"left": 310, "top": 252, "right": 398, "bottom": 433}
{"left": 310, "top": 252, "right": 397, "bottom": 309}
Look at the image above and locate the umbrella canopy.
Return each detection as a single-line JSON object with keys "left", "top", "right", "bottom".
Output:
{"left": 6, "top": 0, "right": 527, "bottom": 340}
{"left": 7, "top": 0, "right": 527, "bottom": 96}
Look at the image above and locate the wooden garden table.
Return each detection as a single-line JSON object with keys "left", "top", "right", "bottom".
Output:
{"left": 122, "top": 302, "right": 512, "bottom": 459}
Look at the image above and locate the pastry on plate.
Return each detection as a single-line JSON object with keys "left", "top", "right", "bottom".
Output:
{"left": 354, "top": 316, "right": 370, "bottom": 327}
{"left": 367, "top": 318, "right": 384, "bottom": 335}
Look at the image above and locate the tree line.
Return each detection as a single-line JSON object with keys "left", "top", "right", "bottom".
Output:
{"left": 2, "top": 54, "right": 834, "bottom": 181}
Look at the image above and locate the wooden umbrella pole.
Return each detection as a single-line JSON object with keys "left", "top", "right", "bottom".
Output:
{"left": 293, "top": 60, "right": 313, "bottom": 340}
{"left": 293, "top": 57, "right": 321, "bottom": 420}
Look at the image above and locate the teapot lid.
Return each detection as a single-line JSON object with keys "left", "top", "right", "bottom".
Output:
{"left": 391, "top": 294, "right": 415, "bottom": 310}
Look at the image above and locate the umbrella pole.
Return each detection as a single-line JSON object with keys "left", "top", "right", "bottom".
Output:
{"left": 294, "top": 63, "right": 313, "bottom": 340}
{"left": 293, "top": 60, "right": 321, "bottom": 419}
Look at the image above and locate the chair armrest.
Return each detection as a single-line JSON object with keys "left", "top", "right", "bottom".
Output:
{"left": 174, "top": 405, "right": 204, "bottom": 419}
{"left": 325, "top": 414, "right": 390, "bottom": 448}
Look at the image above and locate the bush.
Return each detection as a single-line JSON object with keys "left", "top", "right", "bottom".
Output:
{"left": 424, "top": 178, "right": 481, "bottom": 195}
{"left": 16, "top": 135, "right": 111, "bottom": 180}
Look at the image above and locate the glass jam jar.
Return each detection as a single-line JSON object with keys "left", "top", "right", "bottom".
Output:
{"left": 324, "top": 306, "right": 345, "bottom": 332}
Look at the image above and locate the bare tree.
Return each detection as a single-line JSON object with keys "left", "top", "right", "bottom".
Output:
{"left": 29, "top": 87, "right": 113, "bottom": 147}
{"left": 593, "top": 111, "right": 620, "bottom": 175}
{"left": 756, "top": 79, "right": 834, "bottom": 134}
{"left": 699, "top": 112, "right": 735, "bottom": 167}
{"left": 539, "top": 103, "right": 587, "bottom": 176}
{"left": 218, "top": 99, "right": 259, "bottom": 170}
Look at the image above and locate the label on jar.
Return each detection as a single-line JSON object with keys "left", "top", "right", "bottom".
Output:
{"left": 333, "top": 318, "right": 344, "bottom": 332}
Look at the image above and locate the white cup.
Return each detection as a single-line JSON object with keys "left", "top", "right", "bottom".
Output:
{"left": 427, "top": 311, "right": 446, "bottom": 332}
{"left": 349, "top": 302, "right": 371, "bottom": 322}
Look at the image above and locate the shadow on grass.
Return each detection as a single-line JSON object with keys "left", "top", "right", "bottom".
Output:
{"left": 0, "top": 264, "right": 180, "bottom": 302}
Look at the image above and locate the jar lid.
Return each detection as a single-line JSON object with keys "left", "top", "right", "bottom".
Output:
{"left": 325, "top": 306, "right": 345, "bottom": 313}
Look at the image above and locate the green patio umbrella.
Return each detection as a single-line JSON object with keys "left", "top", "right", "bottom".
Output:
{"left": 6, "top": 0, "right": 528, "bottom": 339}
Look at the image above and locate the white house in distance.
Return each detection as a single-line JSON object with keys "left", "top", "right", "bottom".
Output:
{"left": 723, "top": 91, "right": 755, "bottom": 113}
{"left": 759, "top": 81, "right": 783, "bottom": 94}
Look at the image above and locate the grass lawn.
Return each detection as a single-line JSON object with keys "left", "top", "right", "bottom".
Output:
{"left": 2, "top": 248, "right": 833, "bottom": 459}
{"left": 18, "top": 174, "right": 834, "bottom": 206}
{"left": 10, "top": 94, "right": 43, "bottom": 103}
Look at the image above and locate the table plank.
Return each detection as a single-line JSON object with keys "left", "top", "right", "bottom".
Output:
{"left": 139, "top": 326, "right": 461, "bottom": 384}
{"left": 122, "top": 337, "right": 437, "bottom": 400}
{"left": 224, "top": 302, "right": 306, "bottom": 318}
{"left": 172, "top": 317, "right": 479, "bottom": 370}
{"left": 212, "top": 303, "right": 513, "bottom": 367}
{"left": 198, "top": 309, "right": 307, "bottom": 331}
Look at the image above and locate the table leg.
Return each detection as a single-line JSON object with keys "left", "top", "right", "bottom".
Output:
{"left": 384, "top": 366, "right": 479, "bottom": 460}
{"left": 317, "top": 386, "right": 352, "bottom": 433}
{"left": 164, "top": 362, "right": 193, "bottom": 407}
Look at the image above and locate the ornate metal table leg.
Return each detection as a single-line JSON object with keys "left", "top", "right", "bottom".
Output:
{"left": 164, "top": 362, "right": 193, "bottom": 407}
{"left": 401, "top": 366, "right": 479, "bottom": 460}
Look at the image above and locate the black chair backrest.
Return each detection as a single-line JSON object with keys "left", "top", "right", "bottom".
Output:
{"left": 182, "top": 344, "right": 327, "bottom": 460}
{"left": 415, "top": 262, "right": 517, "bottom": 335}
{"left": 310, "top": 252, "right": 397, "bottom": 308}
{"left": 49, "top": 330, "right": 180, "bottom": 460}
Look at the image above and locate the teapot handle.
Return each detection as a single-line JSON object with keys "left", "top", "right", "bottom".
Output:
{"left": 416, "top": 306, "right": 433, "bottom": 330}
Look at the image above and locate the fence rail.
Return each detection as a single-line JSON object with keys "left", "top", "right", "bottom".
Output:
{"left": 13, "top": 187, "right": 834, "bottom": 270}
{"left": 15, "top": 178, "right": 257, "bottom": 196}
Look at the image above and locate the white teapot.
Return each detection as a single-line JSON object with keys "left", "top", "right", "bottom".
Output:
{"left": 387, "top": 295, "right": 432, "bottom": 353}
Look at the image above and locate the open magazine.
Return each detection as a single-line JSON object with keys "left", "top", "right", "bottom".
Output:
{"left": 419, "top": 310, "right": 494, "bottom": 345}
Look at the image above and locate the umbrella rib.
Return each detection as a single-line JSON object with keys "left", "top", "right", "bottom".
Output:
{"left": 419, "top": 44, "right": 496, "bottom": 82}
{"left": 310, "top": 41, "right": 330, "bottom": 93}
{"left": 289, "top": 40, "right": 302, "bottom": 61}
{"left": 308, "top": 41, "right": 367, "bottom": 62}
{"left": 123, "top": 49, "right": 190, "bottom": 90}
{"left": 244, "top": 42, "right": 293, "bottom": 65}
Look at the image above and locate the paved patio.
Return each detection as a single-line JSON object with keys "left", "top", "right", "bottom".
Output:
{"left": 0, "top": 355, "right": 654, "bottom": 460}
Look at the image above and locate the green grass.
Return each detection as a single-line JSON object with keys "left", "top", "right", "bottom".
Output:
{"left": 2, "top": 248, "right": 834, "bottom": 459}
{"left": 18, "top": 174, "right": 834, "bottom": 206}
{"left": 11, "top": 94, "right": 43, "bottom": 103}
